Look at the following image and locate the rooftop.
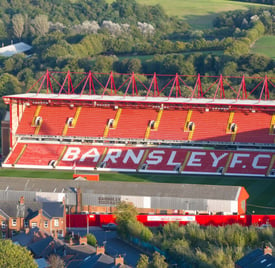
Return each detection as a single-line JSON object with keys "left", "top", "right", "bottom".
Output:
{"left": 2, "top": 71, "right": 275, "bottom": 110}
{"left": 4, "top": 92, "right": 275, "bottom": 108}
{"left": 0, "top": 177, "right": 244, "bottom": 201}
{"left": 0, "top": 42, "right": 32, "bottom": 57}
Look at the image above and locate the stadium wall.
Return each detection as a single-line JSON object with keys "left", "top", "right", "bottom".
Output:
{"left": 66, "top": 214, "right": 275, "bottom": 228}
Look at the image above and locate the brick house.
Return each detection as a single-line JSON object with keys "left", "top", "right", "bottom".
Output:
{"left": 0, "top": 196, "right": 66, "bottom": 238}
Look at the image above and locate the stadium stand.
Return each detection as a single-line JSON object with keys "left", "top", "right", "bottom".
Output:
{"left": 4, "top": 141, "right": 275, "bottom": 176}
{"left": 191, "top": 110, "right": 231, "bottom": 142}
{"left": 2, "top": 71, "right": 275, "bottom": 177}
{"left": 16, "top": 105, "right": 37, "bottom": 135}
{"left": 107, "top": 108, "right": 157, "bottom": 139}
{"left": 66, "top": 107, "right": 116, "bottom": 138}
{"left": 38, "top": 106, "right": 76, "bottom": 136}
{"left": 233, "top": 111, "right": 273, "bottom": 144}
{"left": 148, "top": 110, "right": 189, "bottom": 141}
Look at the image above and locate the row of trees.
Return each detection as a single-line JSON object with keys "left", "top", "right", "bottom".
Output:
{"left": 114, "top": 201, "right": 168, "bottom": 267}
{"left": 0, "top": 0, "right": 177, "bottom": 43}
{"left": 235, "top": 0, "right": 274, "bottom": 4}
{"left": 151, "top": 222, "right": 274, "bottom": 267}
{"left": 112, "top": 201, "right": 274, "bottom": 267}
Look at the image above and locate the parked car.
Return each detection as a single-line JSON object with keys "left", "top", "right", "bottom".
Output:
{"left": 102, "top": 223, "right": 117, "bottom": 231}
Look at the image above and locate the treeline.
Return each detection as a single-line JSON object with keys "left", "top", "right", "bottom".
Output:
{"left": 0, "top": 0, "right": 180, "bottom": 44}
{"left": 151, "top": 222, "right": 275, "bottom": 268}
{"left": 233, "top": 0, "right": 274, "bottom": 5}
{"left": 115, "top": 202, "right": 275, "bottom": 268}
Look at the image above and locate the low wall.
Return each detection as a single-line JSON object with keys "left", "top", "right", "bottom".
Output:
{"left": 66, "top": 214, "right": 275, "bottom": 228}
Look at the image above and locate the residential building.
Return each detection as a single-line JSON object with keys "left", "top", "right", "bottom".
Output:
{"left": 235, "top": 246, "right": 275, "bottom": 268}
{"left": 0, "top": 196, "right": 66, "bottom": 238}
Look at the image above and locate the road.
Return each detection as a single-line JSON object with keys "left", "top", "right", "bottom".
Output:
{"left": 68, "top": 227, "right": 144, "bottom": 267}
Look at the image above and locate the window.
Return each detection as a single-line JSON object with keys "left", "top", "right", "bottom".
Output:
{"left": 1, "top": 221, "right": 6, "bottom": 229}
{"left": 54, "top": 219, "right": 59, "bottom": 227}
{"left": 24, "top": 219, "right": 29, "bottom": 228}
{"left": 31, "top": 222, "right": 37, "bottom": 228}
{"left": 58, "top": 230, "right": 63, "bottom": 238}
{"left": 12, "top": 219, "right": 17, "bottom": 227}
{"left": 44, "top": 221, "right": 48, "bottom": 228}
{"left": 2, "top": 232, "right": 6, "bottom": 238}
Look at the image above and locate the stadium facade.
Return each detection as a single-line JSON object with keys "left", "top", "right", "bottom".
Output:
{"left": 2, "top": 71, "right": 275, "bottom": 177}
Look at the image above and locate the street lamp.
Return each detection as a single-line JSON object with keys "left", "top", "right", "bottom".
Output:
{"left": 87, "top": 214, "right": 95, "bottom": 234}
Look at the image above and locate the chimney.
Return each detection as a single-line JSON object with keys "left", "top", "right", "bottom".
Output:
{"left": 19, "top": 196, "right": 24, "bottom": 205}
{"left": 78, "top": 236, "right": 87, "bottom": 245}
{"left": 264, "top": 246, "right": 272, "bottom": 255}
{"left": 76, "top": 188, "right": 82, "bottom": 213}
{"left": 115, "top": 255, "right": 124, "bottom": 266}
{"left": 96, "top": 246, "right": 105, "bottom": 255}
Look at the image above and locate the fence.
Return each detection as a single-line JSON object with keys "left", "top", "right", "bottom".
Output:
{"left": 66, "top": 214, "right": 275, "bottom": 228}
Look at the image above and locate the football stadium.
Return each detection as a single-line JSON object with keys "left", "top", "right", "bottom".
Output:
{"left": 2, "top": 71, "right": 275, "bottom": 177}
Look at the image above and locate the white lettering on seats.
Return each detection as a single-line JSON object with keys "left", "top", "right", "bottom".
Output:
{"left": 80, "top": 148, "right": 100, "bottom": 162}
{"left": 62, "top": 147, "right": 80, "bottom": 161}
{"left": 210, "top": 152, "right": 228, "bottom": 167}
{"left": 123, "top": 149, "right": 144, "bottom": 164}
{"left": 229, "top": 153, "right": 250, "bottom": 168}
{"left": 167, "top": 151, "right": 181, "bottom": 166}
{"left": 103, "top": 149, "right": 122, "bottom": 163}
{"left": 187, "top": 152, "right": 206, "bottom": 167}
{"left": 146, "top": 150, "right": 165, "bottom": 165}
{"left": 252, "top": 154, "right": 270, "bottom": 169}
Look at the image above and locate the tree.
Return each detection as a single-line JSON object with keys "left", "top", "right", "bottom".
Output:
{"left": 87, "top": 233, "right": 97, "bottom": 247}
{"left": 0, "top": 73, "right": 22, "bottom": 96}
{"left": 0, "top": 19, "right": 8, "bottom": 40}
{"left": 31, "top": 15, "right": 49, "bottom": 36}
{"left": 151, "top": 252, "right": 168, "bottom": 268}
{"left": 48, "top": 254, "right": 65, "bottom": 268}
{"left": 0, "top": 239, "right": 37, "bottom": 268}
{"left": 114, "top": 201, "right": 138, "bottom": 227}
{"left": 114, "top": 201, "right": 138, "bottom": 238}
{"left": 137, "top": 252, "right": 168, "bottom": 268}
{"left": 12, "top": 14, "right": 25, "bottom": 39}
{"left": 137, "top": 254, "right": 149, "bottom": 268}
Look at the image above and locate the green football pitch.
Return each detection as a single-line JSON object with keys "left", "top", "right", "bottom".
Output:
{"left": 0, "top": 168, "right": 274, "bottom": 215}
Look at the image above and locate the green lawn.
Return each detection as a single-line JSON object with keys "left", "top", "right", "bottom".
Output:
{"left": 251, "top": 35, "right": 275, "bottom": 60}
{"left": 1, "top": 168, "right": 275, "bottom": 215}
{"left": 107, "top": 0, "right": 269, "bottom": 29}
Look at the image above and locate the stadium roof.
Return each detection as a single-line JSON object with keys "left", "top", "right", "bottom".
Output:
{"left": 4, "top": 92, "right": 275, "bottom": 108}
{"left": 0, "top": 177, "right": 245, "bottom": 201}
{"left": 0, "top": 42, "right": 32, "bottom": 57}
{"left": 3, "top": 70, "right": 275, "bottom": 110}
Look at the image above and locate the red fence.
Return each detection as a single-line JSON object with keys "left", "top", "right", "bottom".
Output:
{"left": 66, "top": 214, "right": 275, "bottom": 228}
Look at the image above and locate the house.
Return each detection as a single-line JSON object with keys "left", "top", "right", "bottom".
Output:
{"left": 0, "top": 196, "right": 66, "bottom": 238}
{"left": 0, "top": 42, "right": 32, "bottom": 57}
{"left": 13, "top": 228, "right": 128, "bottom": 268}
{"left": 235, "top": 246, "right": 275, "bottom": 268}
{"left": 65, "top": 244, "right": 127, "bottom": 268}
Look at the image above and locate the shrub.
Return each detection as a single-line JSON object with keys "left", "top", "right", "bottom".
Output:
{"left": 87, "top": 233, "right": 97, "bottom": 247}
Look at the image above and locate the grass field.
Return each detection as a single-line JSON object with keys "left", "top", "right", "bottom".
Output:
{"left": 107, "top": 0, "right": 269, "bottom": 29}
{"left": 251, "top": 35, "right": 275, "bottom": 60}
{"left": 1, "top": 168, "right": 275, "bottom": 215}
